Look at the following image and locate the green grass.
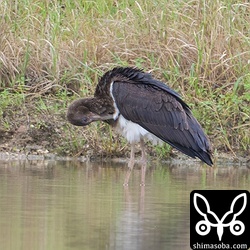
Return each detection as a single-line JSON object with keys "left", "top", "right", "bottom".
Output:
{"left": 0, "top": 0, "right": 249, "bottom": 158}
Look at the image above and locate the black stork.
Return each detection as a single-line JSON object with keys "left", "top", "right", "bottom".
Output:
{"left": 67, "top": 67, "right": 213, "bottom": 184}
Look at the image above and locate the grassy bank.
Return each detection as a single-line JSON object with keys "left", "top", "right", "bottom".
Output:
{"left": 0, "top": 0, "right": 249, "bottom": 159}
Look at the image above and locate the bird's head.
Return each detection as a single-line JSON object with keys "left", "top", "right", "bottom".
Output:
{"left": 67, "top": 98, "right": 114, "bottom": 126}
{"left": 67, "top": 98, "right": 99, "bottom": 126}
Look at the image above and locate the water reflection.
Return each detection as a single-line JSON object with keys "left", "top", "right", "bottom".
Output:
{"left": 0, "top": 159, "right": 249, "bottom": 250}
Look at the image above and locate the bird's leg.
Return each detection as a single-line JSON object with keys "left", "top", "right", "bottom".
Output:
{"left": 128, "top": 142, "right": 136, "bottom": 169}
{"left": 140, "top": 138, "right": 147, "bottom": 164}
{"left": 123, "top": 142, "right": 136, "bottom": 186}
{"left": 140, "top": 139, "right": 147, "bottom": 186}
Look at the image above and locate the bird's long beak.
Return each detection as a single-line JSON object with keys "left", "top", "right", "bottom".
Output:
{"left": 91, "top": 113, "right": 114, "bottom": 122}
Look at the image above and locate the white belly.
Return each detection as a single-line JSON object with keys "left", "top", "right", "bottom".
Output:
{"left": 115, "top": 115, "right": 161, "bottom": 144}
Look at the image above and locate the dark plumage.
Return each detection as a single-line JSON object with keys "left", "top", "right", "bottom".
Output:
{"left": 67, "top": 67, "right": 213, "bottom": 183}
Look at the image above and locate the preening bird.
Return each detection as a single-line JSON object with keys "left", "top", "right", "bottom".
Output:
{"left": 67, "top": 67, "right": 213, "bottom": 183}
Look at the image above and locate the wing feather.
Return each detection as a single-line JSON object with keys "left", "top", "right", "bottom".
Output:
{"left": 112, "top": 80, "right": 212, "bottom": 165}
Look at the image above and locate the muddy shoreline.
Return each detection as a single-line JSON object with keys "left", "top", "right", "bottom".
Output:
{"left": 0, "top": 151, "right": 249, "bottom": 169}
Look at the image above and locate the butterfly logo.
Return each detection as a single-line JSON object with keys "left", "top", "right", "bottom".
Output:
{"left": 193, "top": 193, "right": 247, "bottom": 241}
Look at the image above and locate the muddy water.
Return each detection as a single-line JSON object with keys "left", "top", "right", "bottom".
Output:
{"left": 0, "top": 159, "right": 249, "bottom": 250}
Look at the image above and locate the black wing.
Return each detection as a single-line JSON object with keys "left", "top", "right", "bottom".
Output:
{"left": 112, "top": 80, "right": 213, "bottom": 166}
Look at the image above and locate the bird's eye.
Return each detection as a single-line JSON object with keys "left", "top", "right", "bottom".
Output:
{"left": 82, "top": 117, "right": 88, "bottom": 123}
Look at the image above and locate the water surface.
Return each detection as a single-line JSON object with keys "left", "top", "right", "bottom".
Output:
{"left": 0, "top": 159, "right": 249, "bottom": 250}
